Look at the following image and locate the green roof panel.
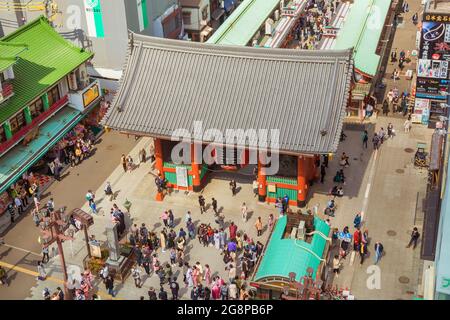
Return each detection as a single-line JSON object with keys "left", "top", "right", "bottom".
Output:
{"left": 0, "top": 16, "right": 93, "bottom": 124}
{"left": 334, "top": 0, "right": 391, "bottom": 76}
{"left": 254, "top": 215, "right": 330, "bottom": 282}
{"left": 0, "top": 41, "right": 28, "bottom": 71}
{"left": 207, "top": 0, "right": 280, "bottom": 46}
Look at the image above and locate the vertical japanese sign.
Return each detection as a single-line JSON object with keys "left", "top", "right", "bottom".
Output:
{"left": 137, "top": 0, "right": 149, "bottom": 31}
{"left": 416, "top": 13, "right": 450, "bottom": 100}
{"left": 84, "top": 0, "right": 105, "bottom": 38}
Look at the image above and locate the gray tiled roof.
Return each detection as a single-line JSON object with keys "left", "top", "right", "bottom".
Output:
{"left": 102, "top": 34, "right": 354, "bottom": 154}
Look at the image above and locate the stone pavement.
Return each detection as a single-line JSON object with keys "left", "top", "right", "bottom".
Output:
{"left": 27, "top": 137, "right": 275, "bottom": 300}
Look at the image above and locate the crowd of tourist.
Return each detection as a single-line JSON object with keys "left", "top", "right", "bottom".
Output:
{"left": 293, "top": 0, "right": 339, "bottom": 50}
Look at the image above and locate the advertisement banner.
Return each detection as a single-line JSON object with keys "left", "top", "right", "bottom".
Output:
{"left": 84, "top": 0, "right": 105, "bottom": 38}
{"left": 137, "top": 0, "right": 149, "bottom": 32}
{"left": 419, "top": 15, "right": 450, "bottom": 79}
{"left": 176, "top": 166, "right": 188, "bottom": 188}
{"left": 83, "top": 84, "right": 100, "bottom": 107}
{"left": 416, "top": 77, "right": 449, "bottom": 99}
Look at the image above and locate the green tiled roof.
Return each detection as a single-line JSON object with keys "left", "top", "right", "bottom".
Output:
{"left": 254, "top": 215, "right": 330, "bottom": 282}
{"left": 207, "top": 0, "right": 280, "bottom": 45}
{"left": 0, "top": 16, "right": 93, "bottom": 124}
{"left": 333, "top": 0, "right": 391, "bottom": 77}
{"left": 0, "top": 41, "right": 28, "bottom": 71}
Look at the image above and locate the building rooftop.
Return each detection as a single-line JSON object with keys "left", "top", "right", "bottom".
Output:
{"left": 102, "top": 34, "right": 353, "bottom": 154}
{"left": 254, "top": 214, "right": 330, "bottom": 282}
{"left": 333, "top": 0, "right": 392, "bottom": 77}
{"left": 0, "top": 16, "right": 93, "bottom": 124}
{"left": 207, "top": 0, "right": 280, "bottom": 46}
{"left": 0, "top": 41, "right": 28, "bottom": 72}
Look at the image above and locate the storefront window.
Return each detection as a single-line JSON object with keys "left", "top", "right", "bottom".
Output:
{"left": 9, "top": 111, "right": 26, "bottom": 135}
{"left": 29, "top": 98, "right": 44, "bottom": 119}
{"left": 0, "top": 125, "right": 6, "bottom": 143}
{"left": 47, "top": 85, "right": 60, "bottom": 108}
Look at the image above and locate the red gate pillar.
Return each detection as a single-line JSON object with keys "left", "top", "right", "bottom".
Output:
{"left": 258, "top": 154, "right": 267, "bottom": 202}
{"left": 155, "top": 138, "right": 165, "bottom": 201}
{"left": 297, "top": 156, "right": 307, "bottom": 208}
{"left": 191, "top": 143, "right": 202, "bottom": 192}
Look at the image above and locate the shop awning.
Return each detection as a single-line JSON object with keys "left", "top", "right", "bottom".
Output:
{"left": 0, "top": 106, "right": 82, "bottom": 193}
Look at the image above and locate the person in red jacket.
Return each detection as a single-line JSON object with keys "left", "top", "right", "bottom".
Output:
{"left": 229, "top": 222, "right": 238, "bottom": 241}
{"left": 353, "top": 228, "right": 362, "bottom": 252}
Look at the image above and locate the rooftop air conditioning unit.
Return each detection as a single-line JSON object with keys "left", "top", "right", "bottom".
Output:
{"left": 297, "top": 220, "right": 305, "bottom": 241}
{"left": 290, "top": 226, "right": 298, "bottom": 239}
{"left": 265, "top": 18, "right": 274, "bottom": 35}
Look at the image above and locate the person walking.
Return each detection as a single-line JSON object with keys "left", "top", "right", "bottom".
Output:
{"left": 148, "top": 287, "right": 157, "bottom": 300}
{"left": 105, "top": 275, "right": 115, "bottom": 297}
{"left": 252, "top": 180, "right": 258, "bottom": 197}
{"left": 382, "top": 99, "right": 389, "bottom": 116}
{"left": 168, "top": 210, "right": 175, "bottom": 228}
{"left": 268, "top": 214, "right": 275, "bottom": 231}
{"left": 211, "top": 198, "right": 218, "bottom": 215}
{"left": 390, "top": 49, "right": 397, "bottom": 62}
{"left": 0, "top": 266, "right": 8, "bottom": 286}
{"left": 161, "top": 211, "right": 169, "bottom": 227}
{"left": 41, "top": 246, "right": 50, "bottom": 264}
{"left": 353, "top": 212, "right": 362, "bottom": 229}
{"left": 37, "top": 261, "right": 47, "bottom": 281}
{"left": 372, "top": 134, "right": 379, "bottom": 150}
{"left": 406, "top": 227, "right": 420, "bottom": 249}
{"left": 374, "top": 242, "right": 384, "bottom": 264}
{"left": 241, "top": 203, "right": 248, "bottom": 222}
{"left": 229, "top": 180, "right": 237, "bottom": 196}
{"left": 320, "top": 163, "right": 326, "bottom": 183}
{"left": 404, "top": 118, "right": 412, "bottom": 133}
{"left": 332, "top": 255, "right": 341, "bottom": 278}
{"left": 131, "top": 267, "right": 142, "bottom": 288}
{"left": 14, "top": 196, "right": 23, "bottom": 215}
{"left": 362, "top": 130, "right": 369, "bottom": 149}
{"left": 7, "top": 204, "right": 15, "bottom": 224}
{"left": 104, "top": 182, "right": 114, "bottom": 201}
{"left": 254, "top": 217, "right": 263, "bottom": 236}
{"left": 139, "top": 148, "right": 147, "bottom": 163}
{"left": 198, "top": 196, "right": 206, "bottom": 214}
{"left": 387, "top": 123, "right": 394, "bottom": 139}
{"left": 160, "top": 229, "right": 167, "bottom": 253}
{"left": 170, "top": 277, "right": 180, "bottom": 300}
{"left": 149, "top": 144, "right": 155, "bottom": 163}
{"left": 121, "top": 154, "right": 127, "bottom": 173}
{"left": 359, "top": 242, "right": 367, "bottom": 265}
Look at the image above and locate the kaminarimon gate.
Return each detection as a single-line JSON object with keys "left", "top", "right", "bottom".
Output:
{"left": 102, "top": 34, "right": 353, "bottom": 207}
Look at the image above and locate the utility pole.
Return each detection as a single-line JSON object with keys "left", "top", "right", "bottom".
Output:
{"left": 40, "top": 207, "right": 74, "bottom": 300}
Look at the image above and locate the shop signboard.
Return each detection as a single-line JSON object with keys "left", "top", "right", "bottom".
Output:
{"left": 82, "top": 83, "right": 100, "bottom": 107}
{"left": 415, "top": 78, "right": 449, "bottom": 100}
{"left": 419, "top": 13, "right": 450, "bottom": 80}
{"left": 84, "top": 0, "right": 105, "bottom": 38}
{"left": 176, "top": 166, "right": 188, "bottom": 188}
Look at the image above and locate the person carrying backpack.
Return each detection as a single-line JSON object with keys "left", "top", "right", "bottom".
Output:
{"left": 170, "top": 277, "right": 180, "bottom": 300}
{"left": 148, "top": 287, "right": 157, "bottom": 300}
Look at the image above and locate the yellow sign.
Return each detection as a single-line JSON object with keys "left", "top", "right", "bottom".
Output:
{"left": 82, "top": 84, "right": 99, "bottom": 107}
{"left": 268, "top": 184, "right": 276, "bottom": 193}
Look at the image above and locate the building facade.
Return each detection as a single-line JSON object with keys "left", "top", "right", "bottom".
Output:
{"left": 0, "top": 16, "right": 103, "bottom": 222}
{"left": 180, "top": 0, "right": 212, "bottom": 42}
